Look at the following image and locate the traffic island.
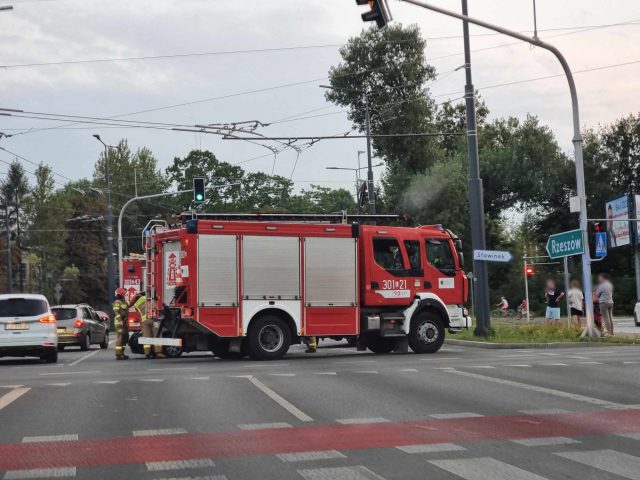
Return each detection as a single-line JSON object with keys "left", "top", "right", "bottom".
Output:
{"left": 446, "top": 324, "right": 640, "bottom": 349}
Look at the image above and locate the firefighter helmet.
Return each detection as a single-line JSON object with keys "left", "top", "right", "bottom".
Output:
{"left": 115, "top": 287, "right": 127, "bottom": 297}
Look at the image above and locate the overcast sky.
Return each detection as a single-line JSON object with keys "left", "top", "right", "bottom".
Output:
{"left": 0, "top": 0, "right": 639, "bottom": 195}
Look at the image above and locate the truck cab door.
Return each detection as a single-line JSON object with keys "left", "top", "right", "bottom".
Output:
{"left": 364, "top": 235, "right": 418, "bottom": 307}
{"left": 422, "top": 237, "right": 463, "bottom": 305}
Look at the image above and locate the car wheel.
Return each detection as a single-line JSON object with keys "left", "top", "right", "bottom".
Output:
{"left": 41, "top": 350, "right": 58, "bottom": 363}
{"left": 80, "top": 333, "right": 90, "bottom": 351}
{"left": 367, "top": 335, "right": 394, "bottom": 354}
{"left": 247, "top": 315, "right": 291, "bottom": 360}
{"left": 409, "top": 312, "right": 445, "bottom": 354}
{"left": 100, "top": 331, "right": 109, "bottom": 349}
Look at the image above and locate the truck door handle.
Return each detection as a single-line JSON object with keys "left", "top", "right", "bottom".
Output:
{"left": 424, "top": 281, "right": 432, "bottom": 289}
{"left": 371, "top": 281, "right": 379, "bottom": 289}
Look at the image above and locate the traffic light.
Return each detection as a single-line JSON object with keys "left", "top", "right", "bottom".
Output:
{"left": 525, "top": 265, "right": 535, "bottom": 277}
{"left": 193, "top": 177, "right": 206, "bottom": 204}
{"left": 592, "top": 222, "right": 602, "bottom": 233}
{"left": 355, "top": 0, "right": 392, "bottom": 30}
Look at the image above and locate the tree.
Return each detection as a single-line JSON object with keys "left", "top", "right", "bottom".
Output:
{"left": 325, "top": 24, "right": 442, "bottom": 204}
{"left": 289, "top": 185, "right": 357, "bottom": 213}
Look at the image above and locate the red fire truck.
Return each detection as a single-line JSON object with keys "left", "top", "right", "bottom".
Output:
{"left": 141, "top": 213, "right": 471, "bottom": 359}
{"left": 121, "top": 254, "right": 145, "bottom": 331}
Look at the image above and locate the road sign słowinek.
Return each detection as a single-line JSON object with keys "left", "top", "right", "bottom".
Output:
{"left": 546, "top": 229, "right": 585, "bottom": 259}
{"left": 473, "top": 250, "right": 513, "bottom": 262}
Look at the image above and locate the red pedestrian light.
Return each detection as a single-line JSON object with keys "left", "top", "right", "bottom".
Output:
{"left": 525, "top": 265, "right": 535, "bottom": 277}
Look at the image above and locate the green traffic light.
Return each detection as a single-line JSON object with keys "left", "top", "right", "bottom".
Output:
{"left": 196, "top": 194, "right": 204, "bottom": 201}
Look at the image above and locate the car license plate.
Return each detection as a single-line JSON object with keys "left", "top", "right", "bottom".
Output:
{"left": 5, "top": 323, "right": 29, "bottom": 330}
{"left": 57, "top": 328, "right": 66, "bottom": 334}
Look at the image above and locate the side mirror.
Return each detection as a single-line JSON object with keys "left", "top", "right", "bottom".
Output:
{"left": 458, "top": 252, "right": 465, "bottom": 270}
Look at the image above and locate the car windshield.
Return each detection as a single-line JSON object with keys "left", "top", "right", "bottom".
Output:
{"left": 52, "top": 308, "right": 77, "bottom": 320}
{"left": 0, "top": 298, "right": 48, "bottom": 317}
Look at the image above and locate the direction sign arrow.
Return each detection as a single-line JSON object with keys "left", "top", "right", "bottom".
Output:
{"left": 473, "top": 250, "right": 513, "bottom": 262}
{"left": 546, "top": 229, "right": 585, "bottom": 259}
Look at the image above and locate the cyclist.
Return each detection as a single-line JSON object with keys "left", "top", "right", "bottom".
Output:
{"left": 517, "top": 299, "right": 528, "bottom": 318}
{"left": 496, "top": 296, "right": 509, "bottom": 314}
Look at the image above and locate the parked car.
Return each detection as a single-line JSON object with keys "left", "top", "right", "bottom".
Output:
{"left": 52, "top": 304, "right": 109, "bottom": 351}
{"left": 0, "top": 294, "right": 58, "bottom": 363}
{"left": 635, "top": 301, "right": 640, "bottom": 327}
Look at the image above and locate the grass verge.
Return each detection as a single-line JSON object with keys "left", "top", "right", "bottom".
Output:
{"left": 454, "top": 324, "right": 640, "bottom": 344}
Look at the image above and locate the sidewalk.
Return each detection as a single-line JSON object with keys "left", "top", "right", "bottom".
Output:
{"left": 613, "top": 316, "right": 640, "bottom": 337}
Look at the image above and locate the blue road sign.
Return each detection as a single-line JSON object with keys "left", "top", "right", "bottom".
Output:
{"left": 595, "top": 232, "right": 607, "bottom": 257}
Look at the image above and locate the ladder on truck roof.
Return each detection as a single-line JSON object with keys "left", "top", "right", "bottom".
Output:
{"left": 177, "top": 212, "right": 404, "bottom": 223}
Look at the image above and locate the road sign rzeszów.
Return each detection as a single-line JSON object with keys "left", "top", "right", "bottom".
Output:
{"left": 546, "top": 229, "right": 585, "bottom": 259}
{"left": 595, "top": 232, "right": 607, "bottom": 257}
{"left": 473, "top": 250, "right": 513, "bottom": 262}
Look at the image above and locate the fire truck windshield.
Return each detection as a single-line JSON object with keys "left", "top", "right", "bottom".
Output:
{"left": 426, "top": 238, "right": 456, "bottom": 275}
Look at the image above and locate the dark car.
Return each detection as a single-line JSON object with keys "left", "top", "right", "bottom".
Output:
{"left": 52, "top": 304, "right": 109, "bottom": 351}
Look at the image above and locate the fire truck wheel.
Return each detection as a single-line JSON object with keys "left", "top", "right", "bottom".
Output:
{"left": 367, "top": 336, "right": 394, "bottom": 354}
{"left": 247, "top": 315, "right": 291, "bottom": 360}
{"left": 409, "top": 312, "right": 445, "bottom": 354}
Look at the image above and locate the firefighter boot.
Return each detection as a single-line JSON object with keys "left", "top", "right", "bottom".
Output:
{"left": 305, "top": 336, "right": 317, "bottom": 353}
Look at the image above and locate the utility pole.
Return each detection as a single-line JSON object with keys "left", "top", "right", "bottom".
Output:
{"left": 461, "top": 0, "right": 490, "bottom": 335}
{"left": 398, "top": 0, "right": 597, "bottom": 337}
{"left": 4, "top": 199, "right": 12, "bottom": 293}
{"left": 93, "top": 135, "right": 115, "bottom": 313}
{"left": 364, "top": 95, "right": 376, "bottom": 214}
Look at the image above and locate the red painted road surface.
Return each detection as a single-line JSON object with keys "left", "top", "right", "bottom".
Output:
{"left": 1, "top": 409, "right": 639, "bottom": 471}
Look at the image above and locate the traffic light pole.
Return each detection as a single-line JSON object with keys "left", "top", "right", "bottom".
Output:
{"left": 117, "top": 190, "right": 193, "bottom": 284}
{"left": 398, "top": 0, "right": 597, "bottom": 336}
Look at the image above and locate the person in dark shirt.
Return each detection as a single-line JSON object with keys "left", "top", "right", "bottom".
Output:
{"left": 544, "top": 279, "right": 564, "bottom": 322}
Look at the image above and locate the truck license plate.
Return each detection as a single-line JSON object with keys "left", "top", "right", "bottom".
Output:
{"left": 6, "top": 323, "right": 29, "bottom": 330}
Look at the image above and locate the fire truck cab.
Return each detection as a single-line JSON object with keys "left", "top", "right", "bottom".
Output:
{"left": 143, "top": 213, "right": 470, "bottom": 360}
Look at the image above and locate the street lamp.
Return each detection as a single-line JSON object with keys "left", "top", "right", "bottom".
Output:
{"left": 320, "top": 85, "right": 376, "bottom": 214}
{"left": 92, "top": 134, "right": 116, "bottom": 312}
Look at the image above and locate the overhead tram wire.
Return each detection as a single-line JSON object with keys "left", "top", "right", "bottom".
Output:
{"left": 1, "top": 19, "right": 638, "bottom": 70}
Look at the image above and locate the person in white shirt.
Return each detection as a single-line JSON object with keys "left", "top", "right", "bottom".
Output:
{"left": 567, "top": 280, "right": 584, "bottom": 328}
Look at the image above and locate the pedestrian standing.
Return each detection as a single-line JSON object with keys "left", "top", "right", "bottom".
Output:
{"left": 113, "top": 288, "right": 129, "bottom": 360}
{"left": 544, "top": 279, "right": 564, "bottom": 323}
{"left": 567, "top": 280, "right": 584, "bottom": 329}
{"left": 596, "top": 273, "right": 614, "bottom": 336}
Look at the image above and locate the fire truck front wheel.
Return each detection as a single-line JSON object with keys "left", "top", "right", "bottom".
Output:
{"left": 247, "top": 315, "right": 292, "bottom": 360}
{"left": 409, "top": 312, "right": 445, "bottom": 354}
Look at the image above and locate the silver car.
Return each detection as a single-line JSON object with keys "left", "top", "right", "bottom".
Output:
{"left": 0, "top": 294, "right": 58, "bottom": 363}
{"left": 53, "top": 304, "right": 109, "bottom": 351}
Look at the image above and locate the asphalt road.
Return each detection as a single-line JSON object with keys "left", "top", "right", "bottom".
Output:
{"left": 1, "top": 337, "right": 640, "bottom": 480}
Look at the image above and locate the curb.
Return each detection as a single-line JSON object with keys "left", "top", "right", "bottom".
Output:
{"left": 445, "top": 339, "right": 638, "bottom": 349}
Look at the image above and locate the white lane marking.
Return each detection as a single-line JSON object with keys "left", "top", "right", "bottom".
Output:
{"left": 312, "top": 372, "right": 337, "bottom": 376}
{"left": 277, "top": 450, "right": 346, "bottom": 462}
{"left": 566, "top": 355, "right": 590, "bottom": 360}
{"left": 190, "top": 376, "right": 210, "bottom": 380}
{"left": 430, "top": 412, "right": 483, "bottom": 420}
{"left": 140, "top": 378, "right": 165, "bottom": 383}
{"left": 450, "top": 369, "right": 627, "bottom": 410}
{"left": 540, "top": 353, "right": 560, "bottom": 356}
{"left": 354, "top": 370, "right": 379, "bottom": 374}
{"left": 247, "top": 377, "right": 313, "bottom": 422}
{"left": 4, "top": 468, "right": 75, "bottom": 479}
{"left": 467, "top": 366, "right": 495, "bottom": 369}
{"left": 505, "top": 365, "right": 531, "bottom": 368}
{"left": 269, "top": 373, "right": 296, "bottom": 377}
{"left": 539, "top": 363, "right": 568, "bottom": 366}
{"left": 244, "top": 363, "right": 289, "bottom": 368}
{"left": 422, "top": 357, "right": 460, "bottom": 361}
{"left": 39, "top": 371, "right": 100, "bottom": 376}
{"left": 398, "top": 368, "right": 418, "bottom": 372}
{"left": 441, "top": 348, "right": 464, "bottom": 352}
{"left": 336, "top": 417, "right": 390, "bottom": 425}
{"left": 0, "top": 385, "right": 24, "bottom": 389}
{"left": 578, "top": 361, "right": 603, "bottom": 365}
{"left": 148, "top": 367, "right": 198, "bottom": 372}
{"left": 45, "top": 383, "right": 71, "bottom": 387}
{"left": 511, "top": 436, "right": 580, "bottom": 446}
{"left": 519, "top": 409, "right": 571, "bottom": 415}
{"left": 133, "top": 428, "right": 187, "bottom": 437}
{"left": 618, "top": 432, "right": 640, "bottom": 440}
{"left": 94, "top": 380, "right": 119, "bottom": 384}
{"left": 430, "top": 457, "right": 549, "bottom": 480}
{"left": 298, "top": 466, "right": 386, "bottom": 480}
{"left": 556, "top": 449, "right": 640, "bottom": 479}
{"left": 228, "top": 375, "right": 253, "bottom": 379}
{"left": 22, "top": 434, "right": 78, "bottom": 443}
{"left": 238, "top": 422, "right": 292, "bottom": 430}
{"left": 624, "top": 361, "right": 640, "bottom": 364}
{"left": 397, "top": 443, "right": 466, "bottom": 454}
{"left": 146, "top": 459, "right": 215, "bottom": 471}
{"left": 67, "top": 349, "right": 102, "bottom": 367}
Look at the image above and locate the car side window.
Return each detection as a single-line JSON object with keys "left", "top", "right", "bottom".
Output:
{"left": 82, "top": 308, "right": 92, "bottom": 320}
{"left": 373, "top": 237, "right": 406, "bottom": 272}
{"left": 425, "top": 238, "right": 456, "bottom": 275}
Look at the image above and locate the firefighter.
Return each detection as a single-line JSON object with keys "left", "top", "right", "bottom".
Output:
{"left": 133, "top": 293, "right": 164, "bottom": 359}
{"left": 305, "top": 336, "right": 317, "bottom": 354}
{"left": 113, "top": 288, "right": 129, "bottom": 360}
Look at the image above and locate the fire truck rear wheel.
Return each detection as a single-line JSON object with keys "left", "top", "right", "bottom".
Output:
{"left": 409, "top": 312, "right": 445, "bottom": 354}
{"left": 247, "top": 315, "right": 291, "bottom": 360}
